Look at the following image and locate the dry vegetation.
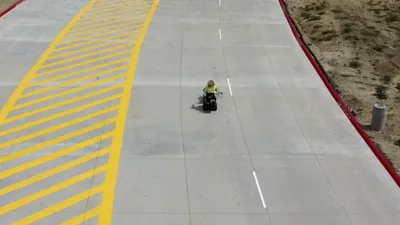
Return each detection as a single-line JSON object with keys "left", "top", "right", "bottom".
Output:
{"left": 0, "top": 0, "right": 20, "bottom": 15}
{"left": 284, "top": 0, "right": 400, "bottom": 172}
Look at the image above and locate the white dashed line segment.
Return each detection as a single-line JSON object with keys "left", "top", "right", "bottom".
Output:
{"left": 227, "top": 78, "right": 232, "bottom": 96}
{"left": 253, "top": 171, "right": 267, "bottom": 209}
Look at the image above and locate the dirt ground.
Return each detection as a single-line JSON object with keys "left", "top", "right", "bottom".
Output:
{"left": 284, "top": 0, "right": 400, "bottom": 172}
{"left": 0, "top": 0, "right": 20, "bottom": 15}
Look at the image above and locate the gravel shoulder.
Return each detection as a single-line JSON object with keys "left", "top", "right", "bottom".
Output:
{"left": 284, "top": 0, "right": 400, "bottom": 172}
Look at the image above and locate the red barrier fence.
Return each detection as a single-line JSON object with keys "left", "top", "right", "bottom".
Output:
{"left": 0, "top": 0, "right": 25, "bottom": 18}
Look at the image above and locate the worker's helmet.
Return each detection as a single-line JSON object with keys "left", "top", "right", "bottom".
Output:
{"left": 207, "top": 80, "right": 214, "bottom": 87}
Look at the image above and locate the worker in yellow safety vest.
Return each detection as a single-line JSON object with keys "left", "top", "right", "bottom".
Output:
{"left": 203, "top": 80, "right": 219, "bottom": 94}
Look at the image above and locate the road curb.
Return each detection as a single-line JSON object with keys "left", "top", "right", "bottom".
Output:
{"left": 278, "top": 0, "right": 400, "bottom": 187}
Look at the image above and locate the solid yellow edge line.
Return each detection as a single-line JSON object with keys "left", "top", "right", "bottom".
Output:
{"left": 0, "top": 0, "right": 97, "bottom": 123}
{"left": 98, "top": 0, "right": 160, "bottom": 224}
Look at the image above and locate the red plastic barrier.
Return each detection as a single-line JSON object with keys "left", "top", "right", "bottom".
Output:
{"left": 0, "top": 0, "right": 25, "bottom": 18}
{"left": 278, "top": 0, "right": 400, "bottom": 187}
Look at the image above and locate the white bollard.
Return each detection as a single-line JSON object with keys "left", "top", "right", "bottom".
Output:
{"left": 371, "top": 102, "right": 386, "bottom": 131}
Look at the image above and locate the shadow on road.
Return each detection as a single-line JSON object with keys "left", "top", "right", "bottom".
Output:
{"left": 190, "top": 95, "right": 212, "bottom": 113}
{"left": 190, "top": 104, "right": 206, "bottom": 113}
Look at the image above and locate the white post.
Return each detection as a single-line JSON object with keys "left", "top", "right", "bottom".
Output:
{"left": 371, "top": 101, "right": 386, "bottom": 131}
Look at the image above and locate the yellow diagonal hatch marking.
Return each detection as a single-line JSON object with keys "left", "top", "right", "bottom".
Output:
{"left": 0, "top": 0, "right": 159, "bottom": 224}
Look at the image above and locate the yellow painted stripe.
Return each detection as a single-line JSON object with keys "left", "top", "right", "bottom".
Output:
{"left": 60, "top": 206, "right": 100, "bottom": 225}
{"left": 52, "top": 33, "right": 135, "bottom": 52}
{"left": 21, "top": 66, "right": 127, "bottom": 98}
{"left": 0, "top": 94, "right": 121, "bottom": 137}
{"left": 47, "top": 42, "right": 127, "bottom": 60}
{"left": 24, "top": 66, "right": 127, "bottom": 96}
{"left": 81, "top": 12, "right": 149, "bottom": 22}
{"left": 85, "top": 6, "right": 118, "bottom": 15}
{"left": 0, "top": 1, "right": 97, "bottom": 123}
{"left": 85, "top": 5, "right": 133, "bottom": 15}
{"left": 0, "top": 166, "right": 107, "bottom": 215}
{"left": 85, "top": 2, "right": 147, "bottom": 15}
{"left": 69, "top": 20, "right": 130, "bottom": 33}
{"left": 74, "top": 13, "right": 148, "bottom": 28}
{"left": 62, "top": 21, "right": 142, "bottom": 41}
{"left": 94, "top": 0, "right": 147, "bottom": 5}
{"left": 14, "top": 73, "right": 126, "bottom": 110}
{"left": 59, "top": 26, "right": 141, "bottom": 45}
{"left": 99, "top": 0, "right": 160, "bottom": 223}
{"left": 83, "top": 7, "right": 139, "bottom": 17}
{"left": 28, "top": 59, "right": 127, "bottom": 86}
{"left": 4, "top": 85, "right": 122, "bottom": 124}
{"left": 10, "top": 185, "right": 104, "bottom": 225}
{"left": 0, "top": 118, "right": 116, "bottom": 163}
{"left": 41, "top": 44, "right": 132, "bottom": 69}
{"left": 82, "top": 14, "right": 148, "bottom": 23}
{"left": 90, "top": 4, "right": 145, "bottom": 12}
{"left": 0, "top": 133, "right": 113, "bottom": 180}
{"left": 0, "top": 105, "right": 119, "bottom": 150}
{"left": 83, "top": 5, "right": 150, "bottom": 18}
{"left": 69, "top": 19, "right": 143, "bottom": 33}
{"left": 0, "top": 148, "right": 110, "bottom": 196}
{"left": 35, "top": 50, "right": 131, "bottom": 77}
{"left": 83, "top": 6, "right": 152, "bottom": 19}
{"left": 66, "top": 21, "right": 143, "bottom": 38}
{"left": 91, "top": 0, "right": 149, "bottom": 9}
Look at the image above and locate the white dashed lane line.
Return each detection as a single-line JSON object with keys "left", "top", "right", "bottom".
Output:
{"left": 226, "top": 78, "right": 232, "bottom": 96}
{"left": 253, "top": 171, "right": 267, "bottom": 209}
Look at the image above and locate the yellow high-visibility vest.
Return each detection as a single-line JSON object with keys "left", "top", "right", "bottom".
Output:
{"left": 204, "top": 85, "right": 218, "bottom": 94}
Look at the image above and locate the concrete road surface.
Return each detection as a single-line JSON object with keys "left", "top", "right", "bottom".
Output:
{"left": 0, "top": 0, "right": 400, "bottom": 224}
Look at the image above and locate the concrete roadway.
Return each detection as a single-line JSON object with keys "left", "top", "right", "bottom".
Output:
{"left": 0, "top": 0, "right": 400, "bottom": 224}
